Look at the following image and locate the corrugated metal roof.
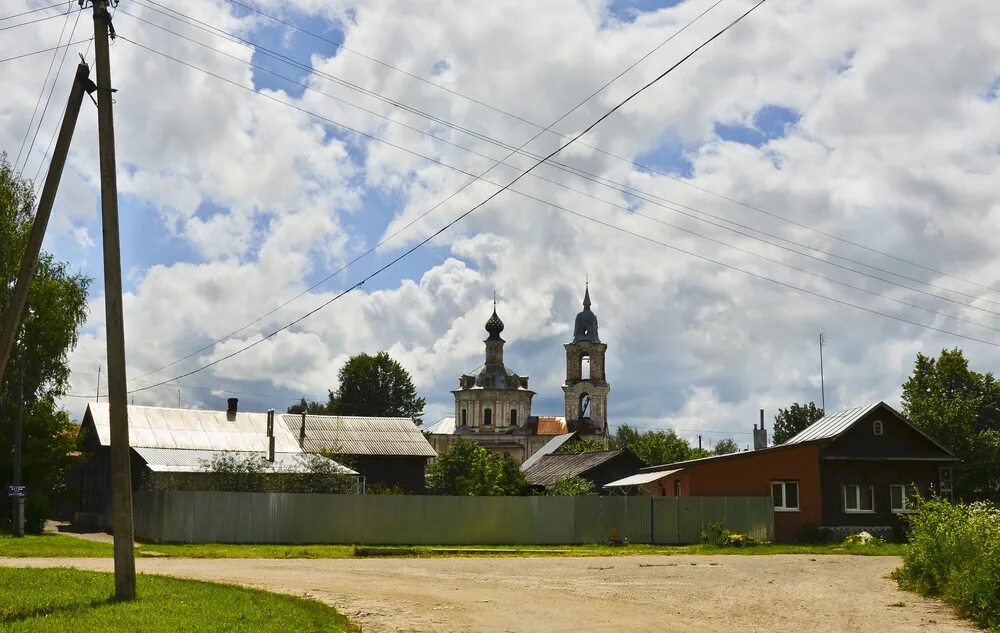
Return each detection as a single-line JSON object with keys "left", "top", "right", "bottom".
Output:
{"left": 604, "top": 469, "right": 682, "bottom": 487}
{"left": 280, "top": 414, "right": 437, "bottom": 457}
{"left": 519, "top": 433, "right": 576, "bottom": 471}
{"left": 535, "top": 416, "right": 568, "bottom": 435}
{"left": 85, "top": 402, "right": 301, "bottom": 453}
{"left": 425, "top": 416, "right": 456, "bottom": 435}
{"left": 132, "top": 447, "right": 357, "bottom": 474}
{"left": 522, "top": 451, "right": 624, "bottom": 487}
{"left": 786, "top": 402, "right": 882, "bottom": 444}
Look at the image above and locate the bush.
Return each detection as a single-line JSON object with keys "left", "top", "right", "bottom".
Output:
{"left": 843, "top": 531, "right": 879, "bottom": 546}
{"left": 897, "top": 497, "right": 1000, "bottom": 630}
{"left": 700, "top": 521, "right": 766, "bottom": 548}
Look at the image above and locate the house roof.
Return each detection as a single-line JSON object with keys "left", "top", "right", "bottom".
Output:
{"left": 132, "top": 447, "right": 357, "bottom": 475}
{"left": 604, "top": 469, "right": 682, "bottom": 488}
{"left": 280, "top": 414, "right": 437, "bottom": 457}
{"left": 519, "top": 432, "right": 576, "bottom": 471}
{"left": 425, "top": 416, "right": 456, "bottom": 435}
{"left": 786, "top": 403, "right": 881, "bottom": 444}
{"left": 787, "top": 401, "right": 955, "bottom": 455}
{"left": 522, "top": 450, "right": 625, "bottom": 487}
{"left": 84, "top": 402, "right": 301, "bottom": 453}
{"left": 534, "top": 416, "right": 568, "bottom": 435}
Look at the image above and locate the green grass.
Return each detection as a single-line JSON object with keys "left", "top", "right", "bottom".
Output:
{"left": 1, "top": 532, "right": 905, "bottom": 559}
{"left": 0, "top": 533, "right": 112, "bottom": 558}
{"left": 0, "top": 568, "right": 358, "bottom": 632}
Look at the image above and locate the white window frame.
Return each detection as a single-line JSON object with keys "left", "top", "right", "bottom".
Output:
{"left": 771, "top": 480, "right": 800, "bottom": 512}
{"left": 844, "top": 484, "right": 875, "bottom": 513}
{"left": 890, "top": 484, "right": 918, "bottom": 513}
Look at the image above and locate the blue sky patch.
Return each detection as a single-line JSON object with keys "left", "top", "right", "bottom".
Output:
{"left": 244, "top": 9, "right": 346, "bottom": 98}
{"left": 606, "top": 0, "right": 684, "bottom": 23}
{"left": 632, "top": 135, "right": 693, "bottom": 177}
{"left": 714, "top": 105, "right": 800, "bottom": 147}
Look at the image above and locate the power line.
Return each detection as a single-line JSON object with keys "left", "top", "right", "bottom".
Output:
{"left": 117, "top": 19, "right": 1000, "bottom": 330}
{"left": 0, "top": 2, "right": 68, "bottom": 22}
{"left": 12, "top": 2, "right": 74, "bottom": 173}
{"left": 115, "top": 0, "right": 723, "bottom": 384}
{"left": 118, "top": 4, "right": 1000, "bottom": 317}
{"left": 115, "top": 0, "right": 768, "bottom": 394}
{"left": 0, "top": 39, "right": 92, "bottom": 65}
{"left": 0, "top": 7, "right": 71, "bottom": 32}
{"left": 20, "top": 6, "right": 83, "bottom": 177}
{"left": 221, "top": 0, "right": 1000, "bottom": 297}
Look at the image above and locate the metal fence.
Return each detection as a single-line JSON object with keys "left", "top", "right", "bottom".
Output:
{"left": 133, "top": 491, "right": 773, "bottom": 544}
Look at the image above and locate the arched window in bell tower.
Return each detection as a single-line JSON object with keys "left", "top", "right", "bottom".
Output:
{"left": 581, "top": 354, "right": 591, "bottom": 380}
{"left": 580, "top": 393, "right": 591, "bottom": 419}
{"left": 461, "top": 409, "right": 467, "bottom": 427}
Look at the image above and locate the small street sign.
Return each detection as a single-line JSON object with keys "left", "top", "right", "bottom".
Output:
{"left": 7, "top": 485, "right": 25, "bottom": 498}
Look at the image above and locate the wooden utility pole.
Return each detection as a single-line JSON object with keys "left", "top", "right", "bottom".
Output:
{"left": 0, "top": 62, "right": 93, "bottom": 383}
{"left": 11, "top": 363, "right": 24, "bottom": 537}
{"left": 91, "top": 0, "right": 135, "bottom": 601}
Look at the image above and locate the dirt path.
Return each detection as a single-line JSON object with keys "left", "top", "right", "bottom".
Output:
{"left": 0, "top": 555, "right": 974, "bottom": 632}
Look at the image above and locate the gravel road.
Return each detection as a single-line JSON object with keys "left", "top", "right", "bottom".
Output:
{"left": 0, "top": 555, "right": 975, "bottom": 632}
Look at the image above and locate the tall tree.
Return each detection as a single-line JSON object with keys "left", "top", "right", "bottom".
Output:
{"left": 772, "top": 402, "right": 824, "bottom": 445}
{"left": 611, "top": 424, "right": 702, "bottom": 465}
{"left": 336, "top": 352, "right": 425, "bottom": 423}
{"left": 901, "top": 348, "right": 1000, "bottom": 501}
{"left": 712, "top": 437, "right": 740, "bottom": 455}
{"left": 426, "top": 438, "right": 526, "bottom": 496}
{"left": 0, "top": 154, "right": 90, "bottom": 532}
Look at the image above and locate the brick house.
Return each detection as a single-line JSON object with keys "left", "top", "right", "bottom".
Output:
{"left": 622, "top": 402, "right": 956, "bottom": 541}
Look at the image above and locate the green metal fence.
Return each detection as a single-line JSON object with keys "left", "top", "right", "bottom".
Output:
{"left": 133, "top": 491, "right": 773, "bottom": 544}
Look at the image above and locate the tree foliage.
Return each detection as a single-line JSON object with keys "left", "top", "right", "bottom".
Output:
{"left": 287, "top": 352, "right": 425, "bottom": 424}
{"left": 712, "top": 437, "right": 740, "bottom": 455}
{"left": 901, "top": 348, "right": 1000, "bottom": 501}
{"left": 147, "top": 453, "right": 359, "bottom": 494}
{"left": 426, "top": 438, "right": 526, "bottom": 496}
{"left": 0, "top": 154, "right": 90, "bottom": 532}
{"left": 546, "top": 475, "right": 597, "bottom": 496}
{"left": 773, "top": 402, "right": 824, "bottom": 445}
{"left": 553, "top": 437, "right": 608, "bottom": 455}
{"left": 611, "top": 424, "right": 705, "bottom": 465}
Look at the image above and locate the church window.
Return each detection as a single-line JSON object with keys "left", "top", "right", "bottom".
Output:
{"left": 581, "top": 355, "right": 591, "bottom": 380}
{"left": 510, "top": 409, "right": 518, "bottom": 426}
{"left": 461, "top": 409, "right": 467, "bottom": 426}
{"left": 484, "top": 408, "right": 493, "bottom": 426}
{"left": 580, "top": 394, "right": 591, "bottom": 419}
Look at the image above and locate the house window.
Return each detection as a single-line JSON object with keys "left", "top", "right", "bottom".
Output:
{"left": 510, "top": 409, "right": 517, "bottom": 426}
{"left": 460, "top": 409, "right": 467, "bottom": 427}
{"left": 890, "top": 484, "right": 918, "bottom": 513}
{"left": 771, "top": 481, "right": 799, "bottom": 511}
{"left": 939, "top": 466, "right": 954, "bottom": 502}
{"left": 873, "top": 420, "right": 884, "bottom": 436}
{"left": 484, "top": 408, "right": 492, "bottom": 426}
{"left": 844, "top": 484, "right": 875, "bottom": 512}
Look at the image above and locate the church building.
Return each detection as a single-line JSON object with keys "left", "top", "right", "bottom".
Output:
{"left": 425, "top": 285, "right": 611, "bottom": 463}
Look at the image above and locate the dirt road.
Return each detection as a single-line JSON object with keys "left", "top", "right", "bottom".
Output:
{"left": 0, "top": 555, "right": 974, "bottom": 632}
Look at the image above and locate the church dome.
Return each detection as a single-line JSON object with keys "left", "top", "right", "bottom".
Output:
{"left": 485, "top": 307, "right": 504, "bottom": 341}
{"left": 573, "top": 285, "right": 600, "bottom": 343}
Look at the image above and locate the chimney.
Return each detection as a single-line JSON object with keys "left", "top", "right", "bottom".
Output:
{"left": 266, "top": 409, "right": 275, "bottom": 462}
{"left": 227, "top": 397, "right": 238, "bottom": 415}
{"left": 299, "top": 411, "right": 306, "bottom": 448}
{"left": 753, "top": 408, "right": 768, "bottom": 450}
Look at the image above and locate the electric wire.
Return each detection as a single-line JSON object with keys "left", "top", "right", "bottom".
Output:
{"left": 0, "top": 2, "right": 68, "bottom": 22}
{"left": 120, "top": 2, "right": 1000, "bottom": 314}
{"left": 115, "top": 0, "right": 769, "bottom": 394}
{"left": 116, "top": 0, "right": 724, "bottom": 384}
{"left": 0, "top": 7, "right": 71, "bottom": 33}
{"left": 221, "top": 0, "right": 1000, "bottom": 297}
{"left": 12, "top": 2, "right": 74, "bottom": 173}
{"left": 115, "top": 13, "right": 1000, "bottom": 324}
{"left": 21, "top": 6, "right": 83, "bottom": 178}
{"left": 0, "top": 40, "right": 92, "bottom": 66}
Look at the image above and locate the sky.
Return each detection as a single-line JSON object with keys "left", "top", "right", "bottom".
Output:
{"left": 2, "top": 0, "right": 1000, "bottom": 450}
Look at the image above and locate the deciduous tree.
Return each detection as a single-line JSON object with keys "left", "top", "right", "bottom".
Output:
{"left": 426, "top": 438, "right": 526, "bottom": 496}
{"left": 773, "top": 402, "right": 824, "bottom": 445}
{"left": 0, "top": 154, "right": 90, "bottom": 532}
{"left": 712, "top": 437, "right": 740, "bottom": 455}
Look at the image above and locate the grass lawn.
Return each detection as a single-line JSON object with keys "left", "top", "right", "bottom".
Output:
{"left": 0, "top": 568, "right": 357, "bottom": 632}
{"left": 1, "top": 532, "right": 905, "bottom": 558}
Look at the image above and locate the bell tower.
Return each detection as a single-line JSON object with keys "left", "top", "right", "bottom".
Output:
{"left": 563, "top": 283, "right": 610, "bottom": 434}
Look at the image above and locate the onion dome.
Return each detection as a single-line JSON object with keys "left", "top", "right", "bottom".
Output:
{"left": 573, "top": 284, "right": 600, "bottom": 343}
{"left": 485, "top": 306, "right": 505, "bottom": 341}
